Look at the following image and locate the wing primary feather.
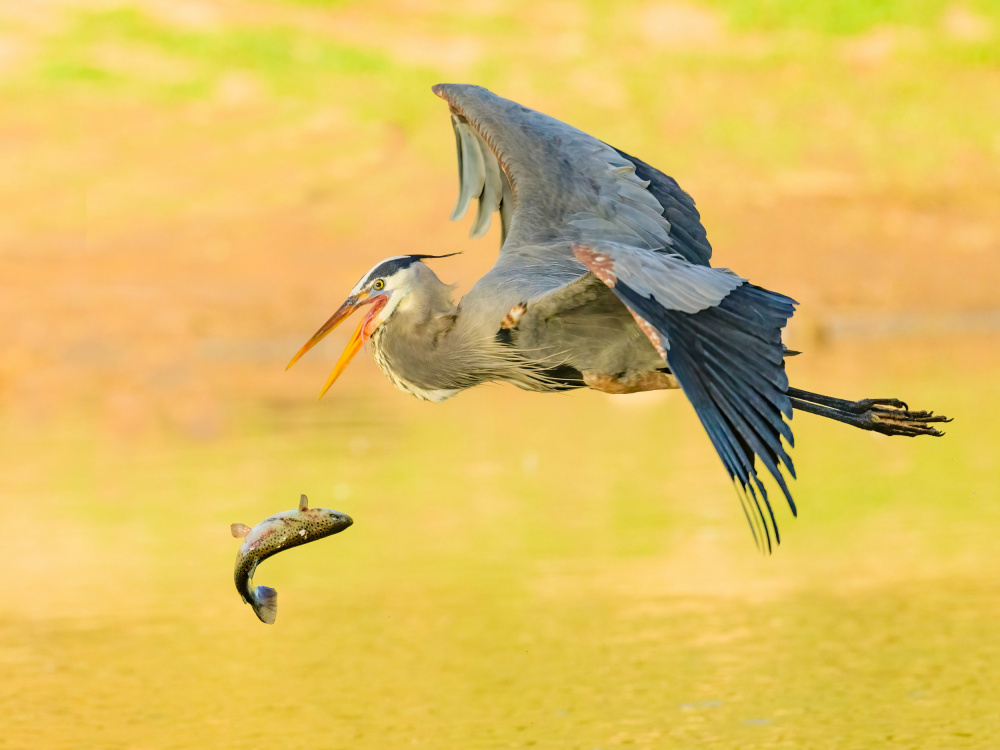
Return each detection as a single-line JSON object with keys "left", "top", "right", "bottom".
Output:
{"left": 689, "top": 374, "right": 758, "bottom": 481}
{"left": 667, "top": 317, "right": 779, "bottom": 548}
{"left": 732, "top": 441, "right": 773, "bottom": 552}
{"left": 448, "top": 115, "right": 466, "bottom": 221}
{"left": 470, "top": 133, "right": 501, "bottom": 238}
{"left": 662, "top": 217, "right": 711, "bottom": 262}
{"left": 685, "top": 309, "right": 787, "bottom": 365}
{"left": 612, "top": 147, "right": 714, "bottom": 266}
{"left": 703, "top": 334, "right": 791, "bottom": 396}
{"left": 706, "top": 378, "right": 794, "bottom": 519}
{"left": 499, "top": 171, "right": 513, "bottom": 247}
{"left": 731, "top": 431, "right": 776, "bottom": 551}
{"left": 709, "top": 367, "right": 791, "bottom": 468}
{"left": 703, "top": 344, "right": 794, "bottom": 447}
{"left": 750, "top": 481, "right": 775, "bottom": 551}
{"left": 734, "top": 481, "right": 762, "bottom": 551}
{"left": 717, "top": 400, "right": 776, "bottom": 550}
{"left": 451, "top": 122, "right": 485, "bottom": 222}
{"left": 749, "top": 483, "right": 774, "bottom": 552}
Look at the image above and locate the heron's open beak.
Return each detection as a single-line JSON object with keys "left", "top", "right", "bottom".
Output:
{"left": 286, "top": 293, "right": 388, "bottom": 398}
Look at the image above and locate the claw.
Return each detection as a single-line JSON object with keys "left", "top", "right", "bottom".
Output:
{"left": 868, "top": 405, "right": 952, "bottom": 437}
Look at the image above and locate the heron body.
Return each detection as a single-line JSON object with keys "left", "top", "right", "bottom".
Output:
{"left": 288, "top": 84, "right": 950, "bottom": 549}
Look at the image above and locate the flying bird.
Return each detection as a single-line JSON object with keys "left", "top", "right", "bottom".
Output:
{"left": 287, "top": 84, "right": 950, "bottom": 549}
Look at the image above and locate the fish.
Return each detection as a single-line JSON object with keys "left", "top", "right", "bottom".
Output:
{"left": 232, "top": 494, "right": 353, "bottom": 624}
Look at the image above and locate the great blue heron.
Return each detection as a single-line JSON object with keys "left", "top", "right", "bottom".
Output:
{"left": 287, "top": 84, "right": 950, "bottom": 549}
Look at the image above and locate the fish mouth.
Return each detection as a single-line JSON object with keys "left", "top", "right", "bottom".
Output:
{"left": 329, "top": 511, "right": 354, "bottom": 531}
{"left": 316, "top": 508, "right": 353, "bottom": 534}
{"left": 287, "top": 293, "right": 389, "bottom": 398}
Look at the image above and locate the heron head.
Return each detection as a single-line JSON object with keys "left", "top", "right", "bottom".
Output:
{"left": 287, "top": 254, "right": 457, "bottom": 397}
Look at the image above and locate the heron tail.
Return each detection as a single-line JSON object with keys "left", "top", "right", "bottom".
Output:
{"left": 787, "top": 388, "right": 951, "bottom": 437}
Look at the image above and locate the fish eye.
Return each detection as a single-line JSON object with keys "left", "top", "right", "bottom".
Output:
{"left": 372, "top": 279, "right": 385, "bottom": 291}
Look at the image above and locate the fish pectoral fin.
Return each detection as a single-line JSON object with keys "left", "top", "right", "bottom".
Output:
{"left": 253, "top": 586, "right": 278, "bottom": 625}
{"left": 298, "top": 494, "right": 309, "bottom": 511}
{"left": 231, "top": 523, "right": 252, "bottom": 538}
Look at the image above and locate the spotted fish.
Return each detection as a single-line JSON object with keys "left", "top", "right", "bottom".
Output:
{"left": 231, "top": 494, "right": 353, "bottom": 624}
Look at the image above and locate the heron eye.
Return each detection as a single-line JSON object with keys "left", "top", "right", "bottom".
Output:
{"left": 372, "top": 279, "right": 385, "bottom": 291}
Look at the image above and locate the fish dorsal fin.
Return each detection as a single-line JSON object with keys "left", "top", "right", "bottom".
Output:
{"left": 299, "top": 494, "right": 309, "bottom": 511}
{"left": 231, "top": 523, "right": 251, "bottom": 538}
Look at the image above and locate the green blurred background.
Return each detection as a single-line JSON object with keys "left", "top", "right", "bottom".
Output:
{"left": 3, "top": 1, "right": 999, "bottom": 747}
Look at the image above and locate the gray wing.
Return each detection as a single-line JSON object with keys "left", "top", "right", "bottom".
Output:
{"left": 575, "top": 242, "right": 798, "bottom": 551}
{"left": 435, "top": 83, "right": 710, "bottom": 266}
{"left": 434, "top": 82, "right": 715, "bottom": 324}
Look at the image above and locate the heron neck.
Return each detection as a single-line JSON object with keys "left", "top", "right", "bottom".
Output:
{"left": 371, "top": 271, "right": 464, "bottom": 392}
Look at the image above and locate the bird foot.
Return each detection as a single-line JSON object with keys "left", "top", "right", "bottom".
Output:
{"left": 788, "top": 388, "right": 952, "bottom": 437}
{"left": 851, "top": 401, "right": 951, "bottom": 437}
{"left": 500, "top": 303, "right": 527, "bottom": 330}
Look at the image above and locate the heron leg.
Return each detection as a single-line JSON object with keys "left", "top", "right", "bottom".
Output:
{"left": 787, "top": 387, "right": 951, "bottom": 437}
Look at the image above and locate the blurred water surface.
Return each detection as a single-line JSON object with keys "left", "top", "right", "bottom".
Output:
{"left": 4, "top": 348, "right": 1000, "bottom": 748}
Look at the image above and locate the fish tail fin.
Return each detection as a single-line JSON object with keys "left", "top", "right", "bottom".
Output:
{"left": 252, "top": 586, "right": 278, "bottom": 625}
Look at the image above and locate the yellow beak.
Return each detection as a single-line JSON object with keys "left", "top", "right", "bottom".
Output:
{"left": 287, "top": 293, "right": 387, "bottom": 399}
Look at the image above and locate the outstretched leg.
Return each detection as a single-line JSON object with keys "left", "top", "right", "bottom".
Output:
{"left": 788, "top": 387, "right": 951, "bottom": 437}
